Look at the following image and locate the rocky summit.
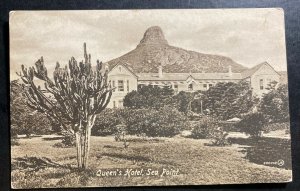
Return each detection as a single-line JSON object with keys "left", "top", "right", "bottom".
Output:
{"left": 138, "top": 26, "right": 169, "bottom": 47}
{"left": 107, "top": 26, "right": 247, "bottom": 73}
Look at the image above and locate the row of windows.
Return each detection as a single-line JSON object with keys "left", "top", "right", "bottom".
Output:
{"left": 110, "top": 80, "right": 130, "bottom": 92}
{"left": 187, "top": 83, "right": 213, "bottom": 91}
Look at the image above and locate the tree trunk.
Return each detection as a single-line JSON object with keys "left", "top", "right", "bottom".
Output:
{"left": 75, "top": 126, "right": 92, "bottom": 170}
{"left": 75, "top": 132, "right": 83, "bottom": 169}
{"left": 82, "top": 126, "right": 92, "bottom": 168}
{"left": 75, "top": 116, "right": 96, "bottom": 170}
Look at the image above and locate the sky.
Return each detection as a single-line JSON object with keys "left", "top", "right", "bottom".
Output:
{"left": 10, "top": 9, "right": 287, "bottom": 80}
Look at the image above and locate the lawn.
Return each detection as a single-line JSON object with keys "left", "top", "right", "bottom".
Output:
{"left": 11, "top": 135, "right": 292, "bottom": 188}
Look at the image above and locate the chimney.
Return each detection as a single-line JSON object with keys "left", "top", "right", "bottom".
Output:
{"left": 228, "top": 65, "right": 232, "bottom": 76}
{"left": 158, "top": 65, "right": 163, "bottom": 78}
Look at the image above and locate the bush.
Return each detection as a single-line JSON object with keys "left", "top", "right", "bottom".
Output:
{"left": 263, "top": 122, "right": 290, "bottom": 133}
{"left": 93, "top": 107, "right": 188, "bottom": 137}
{"left": 209, "top": 129, "right": 231, "bottom": 146}
{"left": 11, "top": 138, "right": 20, "bottom": 146}
{"left": 125, "top": 106, "right": 188, "bottom": 137}
{"left": 53, "top": 133, "right": 75, "bottom": 148}
{"left": 123, "top": 85, "right": 174, "bottom": 109}
{"left": 92, "top": 109, "right": 123, "bottom": 136}
{"left": 259, "top": 84, "right": 289, "bottom": 123}
{"left": 201, "top": 81, "right": 257, "bottom": 120}
{"left": 238, "top": 112, "right": 267, "bottom": 137}
{"left": 190, "top": 117, "right": 218, "bottom": 139}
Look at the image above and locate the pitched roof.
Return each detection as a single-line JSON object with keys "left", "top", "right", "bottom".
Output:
{"left": 241, "top": 61, "right": 279, "bottom": 78}
{"left": 137, "top": 72, "right": 242, "bottom": 81}
{"left": 108, "top": 62, "right": 138, "bottom": 78}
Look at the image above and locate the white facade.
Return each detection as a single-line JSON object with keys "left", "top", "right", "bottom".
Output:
{"left": 106, "top": 62, "right": 282, "bottom": 108}
{"left": 107, "top": 64, "right": 138, "bottom": 108}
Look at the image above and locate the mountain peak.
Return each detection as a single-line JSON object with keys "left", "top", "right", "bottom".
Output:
{"left": 108, "top": 26, "right": 247, "bottom": 73}
{"left": 138, "top": 26, "right": 168, "bottom": 47}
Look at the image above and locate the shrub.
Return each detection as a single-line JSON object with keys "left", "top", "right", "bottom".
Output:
{"left": 92, "top": 109, "right": 123, "bottom": 136}
{"left": 191, "top": 117, "right": 218, "bottom": 139}
{"left": 238, "top": 112, "right": 267, "bottom": 137}
{"left": 53, "top": 133, "right": 75, "bottom": 148}
{"left": 11, "top": 138, "right": 20, "bottom": 146}
{"left": 209, "top": 128, "right": 231, "bottom": 146}
{"left": 259, "top": 84, "right": 289, "bottom": 123}
{"left": 123, "top": 85, "right": 174, "bottom": 109}
{"left": 201, "top": 81, "right": 257, "bottom": 120}
{"left": 263, "top": 122, "right": 290, "bottom": 133}
{"left": 93, "top": 107, "right": 188, "bottom": 137}
{"left": 125, "top": 106, "right": 188, "bottom": 137}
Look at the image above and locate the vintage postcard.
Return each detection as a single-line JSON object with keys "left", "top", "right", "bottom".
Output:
{"left": 10, "top": 9, "right": 292, "bottom": 188}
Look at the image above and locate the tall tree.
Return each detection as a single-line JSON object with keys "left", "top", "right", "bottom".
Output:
{"left": 17, "top": 43, "right": 113, "bottom": 169}
{"left": 123, "top": 85, "right": 174, "bottom": 109}
{"left": 201, "top": 81, "right": 257, "bottom": 120}
{"left": 259, "top": 84, "right": 289, "bottom": 122}
{"left": 173, "top": 91, "right": 195, "bottom": 115}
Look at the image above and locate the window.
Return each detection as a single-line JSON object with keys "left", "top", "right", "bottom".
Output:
{"left": 209, "top": 84, "right": 213, "bottom": 88}
{"left": 127, "top": 80, "right": 129, "bottom": 92}
{"left": 119, "top": 66, "right": 122, "bottom": 72}
{"left": 112, "top": 80, "right": 115, "bottom": 92}
{"left": 188, "top": 83, "right": 193, "bottom": 91}
{"left": 203, "top": 84, "right": 207, "bottom": 89}
{"left": 174, "top": 84, "right": 178, "bottom": 93}
{"left": 260, "top": 79, "right": 264, "bottom": 90}
{"left": 174, "top": 84, "right": 178, "bottom": 90}
{"left": 118, "top": 80, "right": 124, "bottom": 91}
{"left": 113, "top": 101, "right": 116, "bottom": 108}
{"left": 118, "top": 100, "right": 123, "bottom": 108}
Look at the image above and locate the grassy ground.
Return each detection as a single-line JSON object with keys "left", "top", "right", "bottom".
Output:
{"left": 11, "top": 135, "right": 292, "bottom": 188}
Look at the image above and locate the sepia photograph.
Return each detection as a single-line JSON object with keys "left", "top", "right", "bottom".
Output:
{"left": 9, "top": 9, "right": 292, "bottom": 188}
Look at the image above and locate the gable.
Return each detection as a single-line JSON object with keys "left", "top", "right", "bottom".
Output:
{"left": 108, "top": 63, "right": 138, "bottom": 78}
{"left": 186, "top": 75, "right": 197, "bottom": 83}
{"left": 242, "top": 62, "right": 280, "bottom": 79}
{"left": 251, "top": 63, "right": 280, "bottom": 77}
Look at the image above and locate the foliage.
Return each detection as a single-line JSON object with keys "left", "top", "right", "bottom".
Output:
{"left": 113, "top": 124, "right": 130, "bottom": 148}
{"left": 125, "top": 106, "right": 188, "bottom": 137}
{"left": 11, "top": 138, "right": 20, "bottom": 146}
{"left": 114, "top": 124, "right": 127, "bottom": 141}
{"left": 93, "top": 106, "right": 188, "bottom": 137}
{"left": 123, "top": 85, "right": 174, "bottom": 109}
{"left": 190, "top": 117, "right": 218, "bottom": 139}
{"left": 10, "top": 80, "right": 53, "bottom": 137}
{"left": 17, "top": 43, "right": 113, "bottom": 169}
{"left": 209, "top": 129, "right": 231, "bottom": 146}
{"left": 92, "top": 109, "right": 123, "bottom": 136}
{"left": 238, "top": 112, "right": 267, "bottom": 137}
{"left": 201, "top": 81, "right": 257, "bottom": 120}
{"left": 172, "top": 91, "right": 194, "bottom": 115}
{"left": 54, "top": 132, "right": 76, "bottom": 148}
{"left": 259, "top": 84, "right": 289, "bottom": 123}
{"left": 262, "top": 122, "right": 290, "bottom": 133}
